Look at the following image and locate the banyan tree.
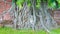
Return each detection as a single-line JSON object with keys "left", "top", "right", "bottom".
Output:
{"left": 0, "top": 0, "right": 59, "bottom": 33}
{"left": 15, "top": 0, "right": 58, "bottom": 32}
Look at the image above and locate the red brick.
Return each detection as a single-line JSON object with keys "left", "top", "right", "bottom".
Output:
{"left": 6, "top": 0, "right": 12, "bottom": 2}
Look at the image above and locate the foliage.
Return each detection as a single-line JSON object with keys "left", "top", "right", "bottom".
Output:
{"left": 48, "top": 0, "right": 60, "bottom": 9}
{"left": 16, "top": 0, "right": 60, "bottom": 9}
{"left": 16, "top": 0, "right": 40, "bottom": 8}
{"left": 16, "top": 0, "right": 24, "bottom": 8}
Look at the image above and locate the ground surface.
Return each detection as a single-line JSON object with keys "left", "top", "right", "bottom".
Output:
{"left": 0, "top": 27, "right": 60, "bottom": 34}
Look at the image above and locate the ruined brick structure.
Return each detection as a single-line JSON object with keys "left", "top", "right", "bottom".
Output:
{"left": 0, "top": 0, "right": 13, "bottom": 27}
{"left": 0, "top": 0, "right": 12, "bottom": 20}
{"left": 53, "top": 9, "right": 60, "bottom": 25}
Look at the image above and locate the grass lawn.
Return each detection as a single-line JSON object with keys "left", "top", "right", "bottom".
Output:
{"left": 0, "top": 27, "right": 60, "bottom": 34}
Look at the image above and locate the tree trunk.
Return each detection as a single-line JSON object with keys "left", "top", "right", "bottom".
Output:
{"left": 40, "top": 0, "right": 58, "bottom": 32}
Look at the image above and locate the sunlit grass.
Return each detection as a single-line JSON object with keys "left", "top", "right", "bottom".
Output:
{"left": 0, "top": 27, "right": 46, "bottom": 34}
{"left": 49, "top": 28, "right": 60, "bottom": 34}
{"left": 0, "top": 27, "right": 60, "bottom": 34}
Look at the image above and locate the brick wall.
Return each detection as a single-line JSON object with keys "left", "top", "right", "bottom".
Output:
{"left": 54, "top": 10, "right": 60, "bottom": 25}
{"left": 0, "top": 0, "right": 12, "bottom": 27}
{"left": 0, "top": 0, "right": 12, "bottom": 20}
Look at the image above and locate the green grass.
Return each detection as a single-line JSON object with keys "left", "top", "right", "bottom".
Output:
{"left": 0, "top": 27, "right": 60, "bottom": 34}
{"left": 0, "top": 27, "right": 46, "bottom": 34}
{"left": 49, "top": 28, "right": 60, "bottom": 34}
